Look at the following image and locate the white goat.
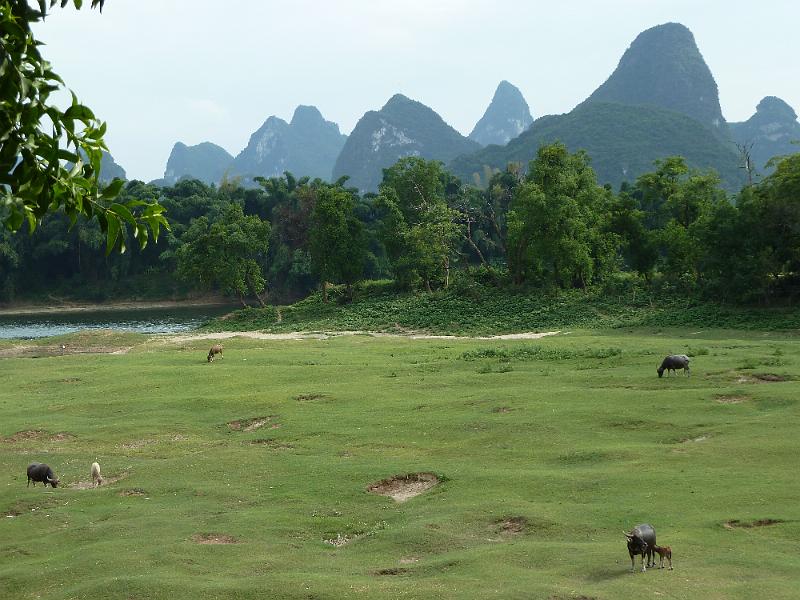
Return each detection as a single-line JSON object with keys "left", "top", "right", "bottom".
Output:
{"left": 91, "top": 461, "right": 103, "bottom": 487}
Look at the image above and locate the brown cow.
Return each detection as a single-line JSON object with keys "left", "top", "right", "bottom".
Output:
{"left": 653, "top": 545, "right": 673, "bottom": 570}
{"left": 207, "top": 344, "right": 224, "bottom": 362}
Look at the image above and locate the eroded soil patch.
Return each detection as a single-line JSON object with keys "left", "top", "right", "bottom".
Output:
{"left": 118, "top": 438, "right": 156, "bottom": 450}
{"left": 227, "top": 416, "right": 276, "bottom": 432}
{"left": 374, "top": 567, "right": 409, "bottom": 576}
{"left": 715, "top": 394, "right": 751, "bottom": 404}
{"left": 323, "top": 533, "right": 353, "bottom": 547}
{"left": 295, "top": 393, "right": 328, "bottom": 402}
{"left": 1, "top": 430, "right": 74, "bottom": 443}
{"left": 70, "top": 473, "right": 129, "bottom": 490}
{"left": 118, "top": 488, "right": 147, "bottom": 497}
{"left": 492, "top": 406, "right": 512, "bottom": 413}
{"left": 724, "top": 519, "right": 783, "bottom": 529}
{"left": 191, "top": 533, "right": 238, "bottom": 544}
{"left": 737, "top": 373, "right": 791, "bottom": 384}
{"left": 367, "top": 472, "right": 440, "bottom": 502}
{"left": 248, "top": 438, "right": 294, "bottom": 449}
{"left": 495, "top": 516, "right": 527, "bottom": 535}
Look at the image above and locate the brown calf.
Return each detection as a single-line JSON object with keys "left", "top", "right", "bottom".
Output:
{"left": 207, "top": 344, "right": 224, "bottom": 362}
{"left": 653, "top": 545, "right": 673, "bottom": 570}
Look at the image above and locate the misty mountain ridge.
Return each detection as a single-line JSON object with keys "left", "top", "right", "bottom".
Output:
{"left": 332, "top": 93, "right": 480, "bottom": 192}
{"left": 585, "top": 22, "right": 727, "bottom": 135}
{"left": 156, "top": 142, "right": 234, "bottom": 186}
{"left": 730, "top": 96, "right": 800, "bottom": 174}
{"left": 451, "top": 21, "right": 758, "bottom": 191}
{"left": 229, "top": 105, "right": 347, "bottom": 184}
{"left": 469, "top": 81, "right": 534, "bottom": 147}
{"left": 145, "top": 21, "right": 797, "bottom": 193}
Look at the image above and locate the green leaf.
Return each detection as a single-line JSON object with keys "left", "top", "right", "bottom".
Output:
{"left": 105, "top": 214, "right": 119, "bottom": 255}
{"left": 100, "top": 178, "right": 124, "bottom": 199}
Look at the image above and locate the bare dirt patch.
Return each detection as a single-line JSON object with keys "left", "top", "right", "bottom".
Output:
{"left": 1, "top": 430, "right": 74, "bottom": 443}
{"left": 294, "top": 393, "right": 327, "bottom": 402}
{"left": 119, "top": 488, "right": 147, "bottom": 497}
{"left": 248, "top": 438, "right": 294, "bottom": 449}
{"left": 715, "top": 394, "right": 751, "bottom": 404}
{"left": 70, "top": 473, "right": 128, "bottom": 490}
{"left": 367, "top": 472, "right": 440, "bottom": 502}
{"left": 737, "top": 373, "right": 790, "bottom": 384}
{"left": 399, "top": 557, "right": 420, "bottom": 565}
{"left": 118, "top": 438, "right": 156, "bottom": 450}
{"left": 374, "top": 567, "right": 409, "bottom": 576}
{"left": 724, "top": 519, "right": 783, "bottom": 529}
{"left": 227, "top": 416, "right": 276, "bottom": 432}
{"left": 0, "top": 341, "right": 133, "bottom": 359}
{"left": 492, "top": 406, "right": 512, "bottom": 413}
{"left": 191, "top": 533, "right": 238, "bottom": 544}
{"left": 679, "top": 434, "right": 711, "bottom": 443}
{"left": 494, "top": 516, "right": 528, "bottom": 535}
{"left": 323, "top": 533, "right": 353, "bottom": 547}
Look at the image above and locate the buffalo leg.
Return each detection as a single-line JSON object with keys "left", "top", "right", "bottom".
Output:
{"left": 630, "top": 552, "right": 635, "bottom": 573}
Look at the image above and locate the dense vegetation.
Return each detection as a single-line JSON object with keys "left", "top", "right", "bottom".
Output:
{"left": 3, "top": 143, "right": 800, "bottom": 314}
{"left": 1, "top": 329, "right": 799, "bottom": 598}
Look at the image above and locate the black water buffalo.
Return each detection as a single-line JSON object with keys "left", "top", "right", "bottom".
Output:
{"left": 26, "top": 463, "right": 59, "bottom": 488}
{"left": 624, "top": 523, "right": 656, "bottom": 572}
{"left": 657, "top": 354, "right": 690, "bottom": 378}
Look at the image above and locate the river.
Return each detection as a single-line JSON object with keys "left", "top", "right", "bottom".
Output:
{"left": 0, "top": 304, "right": 236, "bottom": 339}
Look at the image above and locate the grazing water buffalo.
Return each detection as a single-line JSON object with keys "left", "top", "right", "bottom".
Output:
{"left": 207, "top": 344, "right": 224, "bottom": 362}
{"left": 658, "top": 354, "right": 690, "bottom": 378}
{"left": 26, "top": 463, "right": 59, "bottom": 488}
{"left": 624, "top": 523, "right": 656, "bottom": 572}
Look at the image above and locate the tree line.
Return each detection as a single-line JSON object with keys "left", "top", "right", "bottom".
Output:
{"left": 2, "top": 143, "right": 799, "bottom": 306}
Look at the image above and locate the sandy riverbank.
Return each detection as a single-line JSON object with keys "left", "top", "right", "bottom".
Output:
{"left": 0, "top": 298, "right": 236, "bottom": 316}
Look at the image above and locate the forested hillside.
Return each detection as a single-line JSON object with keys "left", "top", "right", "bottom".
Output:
{"left": 3, "top": 144, "right": 800, "bottom": 312}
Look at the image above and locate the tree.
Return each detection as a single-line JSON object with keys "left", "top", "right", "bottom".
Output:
{"left": 176, "top": 204, "right": 271, "bottom": 307}
{"left": 1, "top": 0, "right": 167, "bottom": 251}
{"left": 376, "top": 158, "right": 462, "bottom": 290}
{"left": 309, "top": 185, "right": 366, "bottom": 301}
{"left": 506, "top": 143, "right": 618, "bottom": 287}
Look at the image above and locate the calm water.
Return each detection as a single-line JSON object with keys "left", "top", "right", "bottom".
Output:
{"left": 0, "top": 305, "right": 236, "bottom": 339}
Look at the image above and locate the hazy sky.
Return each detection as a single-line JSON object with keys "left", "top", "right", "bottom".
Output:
{"left": 34, "top": 0, "right": 800, "bottom": 182}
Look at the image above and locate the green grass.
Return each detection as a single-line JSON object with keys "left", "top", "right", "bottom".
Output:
{"left": 205, "top": 280, "right": 800, "bottom": 335}
{"left": 1, "top": 328, "right": 799, "bottom": 598}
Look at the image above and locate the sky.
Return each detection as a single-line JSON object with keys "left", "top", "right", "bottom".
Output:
{"left": 34, "top": 0, "right": 800, "bottom": 182}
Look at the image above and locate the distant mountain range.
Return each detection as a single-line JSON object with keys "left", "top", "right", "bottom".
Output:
{"left": 450, "top": 22, "right": 793, "bottom": 191}
{"left": 122, "top": 21, "right": 797, "bottom": 193}
{"left": 332, "top": 94, "right": 481, "bottom": 192}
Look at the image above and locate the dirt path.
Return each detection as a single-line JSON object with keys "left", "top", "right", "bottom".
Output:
{"left": 164, "top": 330, "right": 561, "bottom": 343}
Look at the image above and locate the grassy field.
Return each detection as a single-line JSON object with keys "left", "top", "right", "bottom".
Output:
{"left": 1, "top": 328, "right": 798, "bottom": 599}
